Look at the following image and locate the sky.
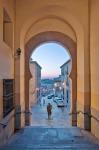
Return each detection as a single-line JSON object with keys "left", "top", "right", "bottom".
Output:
{"left": 31, "top": 42, "right": 70, "bottom": 79}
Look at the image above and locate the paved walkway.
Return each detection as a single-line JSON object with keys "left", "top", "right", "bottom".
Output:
{"left": 31, "top": 97, "right": 71, "bottom": 127}
{"left": 1, "top": 126, "right": 99, "bottom": 150}
{"left": 1, "top": 97, "right": 99, "bottom": 150}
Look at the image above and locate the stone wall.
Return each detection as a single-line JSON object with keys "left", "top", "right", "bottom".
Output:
{"left": 0, "top": 110, "right": 14, "bottom": 145}
{"left": 90, "top": 0, "right": 99, "bottom": 138}
{"left": 0, "top": 0, "right": 15, "bottom": 145}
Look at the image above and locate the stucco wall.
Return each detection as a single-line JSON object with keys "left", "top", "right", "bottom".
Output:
{"left": 25, "top": 19, "right": 76, "bottom": 44}
{"left": 0, "top": 110, "right": 14, "bottom": 145}
{"left": 90, "top": 0, "right": 99, "bottom": 138}
{"left": 0, "top": 0, "right": 15, "bottom": 145}
{"left": 0, "top": 0, "right": 14, "bottom": 79}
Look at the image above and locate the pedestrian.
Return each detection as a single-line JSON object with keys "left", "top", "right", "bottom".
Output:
{"left": 47, "top": 103, "right": 52, "bottom": 119}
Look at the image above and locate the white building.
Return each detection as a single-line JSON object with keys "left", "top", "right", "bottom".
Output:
{"left": 29, "top": 60, "right": 42, "bottom": 106}
{"left": 53, "top": 76, "right": 63, "bottom": 98}
{"left": 60, "top": 59, "right": 72, "bottom": 109}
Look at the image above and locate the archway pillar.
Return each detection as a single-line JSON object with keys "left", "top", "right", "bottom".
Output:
{"left": 24, "top": 47, "right": 32, "bottom": 126}
{"left": 77, "top": 39, "right": 91, "bottom": 130}
{"left": 25, "top": 75, "right": 32, "bottom": 126}
{"left": 71, "top": 76, "right": 77, "bottom": 126}
{"left": 77, "top": 80, "right": 91, "bottom": 130}
{"left": 84, "top": 41, "right": 91, "bottom": 130}
{"left": 14, "top": 57, "right": 22, "bottom": 130}
{"left": 70, "top": 63, "right": 77, "bottom": 126}
{"left": 14, "top": 31, "right": 26, "bottom": 130}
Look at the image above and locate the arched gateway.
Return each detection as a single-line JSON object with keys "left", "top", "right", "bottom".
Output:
{"left": 2, "top": 0, "right": 99, "bottom": 144}
{"left": 14, "top": 3, "right": 91, "bottom": 132}
{"left": 24, "top": 31, "right": 77, "bottom": 126}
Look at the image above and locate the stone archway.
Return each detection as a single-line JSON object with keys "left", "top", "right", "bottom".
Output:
{"left": 14, "top": 1, "right": 91, "bottom": 131}
{"left": 24, "top": 31, "right": 77, "bottom": 126}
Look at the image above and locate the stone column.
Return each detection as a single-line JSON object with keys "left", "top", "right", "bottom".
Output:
{"left": 0, "top": 80, "right": 3, "bottom": 121}
{"left": 71, "top": 75, "right": 77, "bottom": 126}
{"left": 14, "top": 55, "right": 21, "bottom": 129}
{"left": 25, "top": 74, "right": 32, "bottom": 126}
{"left": 70, "top": 48, "right": 77, "bottom": 126}
{"left": 24, "top": 48, "right": 32, "bottom": 126}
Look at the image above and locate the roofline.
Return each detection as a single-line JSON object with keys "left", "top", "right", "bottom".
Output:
{"left": 60, "top": 59, "right": 71, "bottom": 68}
{"left": 30, "top": 60, "right": 42, "bottom": 69}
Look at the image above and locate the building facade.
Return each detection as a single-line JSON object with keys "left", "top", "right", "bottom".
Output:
{"left": 29, "top": 60, "right": 42, "bottom": 106}
{"left": 54, "top": 76, "right": 63, "bottom": 98}
{"left": 41, "top": 79, "right": 54, "bottom": 97}
{"left": 60, "top": 60, "right": 72, "bottom": 109}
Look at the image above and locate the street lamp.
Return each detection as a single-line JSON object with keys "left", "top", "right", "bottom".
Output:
{"left": 62, "top": 82, "right": 65, "bottom": 87}
{"left": 59, "top": 86, "right": 62, "bottom": 90}
{"left": 52, "top": 88, "right": 55, "bottom": 95}
{"left": 54, "top": 83, "right": 58, "bottom": 96}
{"left": 54, "top": 83, "right": 57, "bottom": 87}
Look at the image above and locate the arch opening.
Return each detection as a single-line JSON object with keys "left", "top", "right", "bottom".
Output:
{"left": 29, "top": 42, "right": 72, "bottom": 126}
{"left": 29, "top": 42, "right": 72, "bottom": 77}
{"left": 24, "top": 31, "right": 77, "bottom": 126}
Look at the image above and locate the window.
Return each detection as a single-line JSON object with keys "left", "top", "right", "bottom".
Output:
{"left": 3, "top": 79, "right": 14, "bottom": 117}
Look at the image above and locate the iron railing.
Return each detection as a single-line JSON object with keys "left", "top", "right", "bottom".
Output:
{"left": 0, "top": 111, "right": 32, "bottom": 128}
{"left": 69, "top": 110, "right": 99, "bottom": 123}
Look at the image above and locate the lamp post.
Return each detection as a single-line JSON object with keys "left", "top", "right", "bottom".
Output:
{"left": 53, "top": 88, "right": 55, "bottom": 95}
{"left": 54, "top": 82, "right": 57, "bottom": 96}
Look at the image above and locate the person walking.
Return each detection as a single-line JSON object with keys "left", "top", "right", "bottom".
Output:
{"left": 47, "top": 103, "right": 52, "bottom": 119}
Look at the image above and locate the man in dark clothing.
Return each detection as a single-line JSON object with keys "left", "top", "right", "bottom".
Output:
{"left": 47, "top": 103, "right": 52, "bottom": 119}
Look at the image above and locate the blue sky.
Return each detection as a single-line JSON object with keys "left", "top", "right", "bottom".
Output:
{"left": 31, "top": 42, "right": 70, "bottom": 79}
